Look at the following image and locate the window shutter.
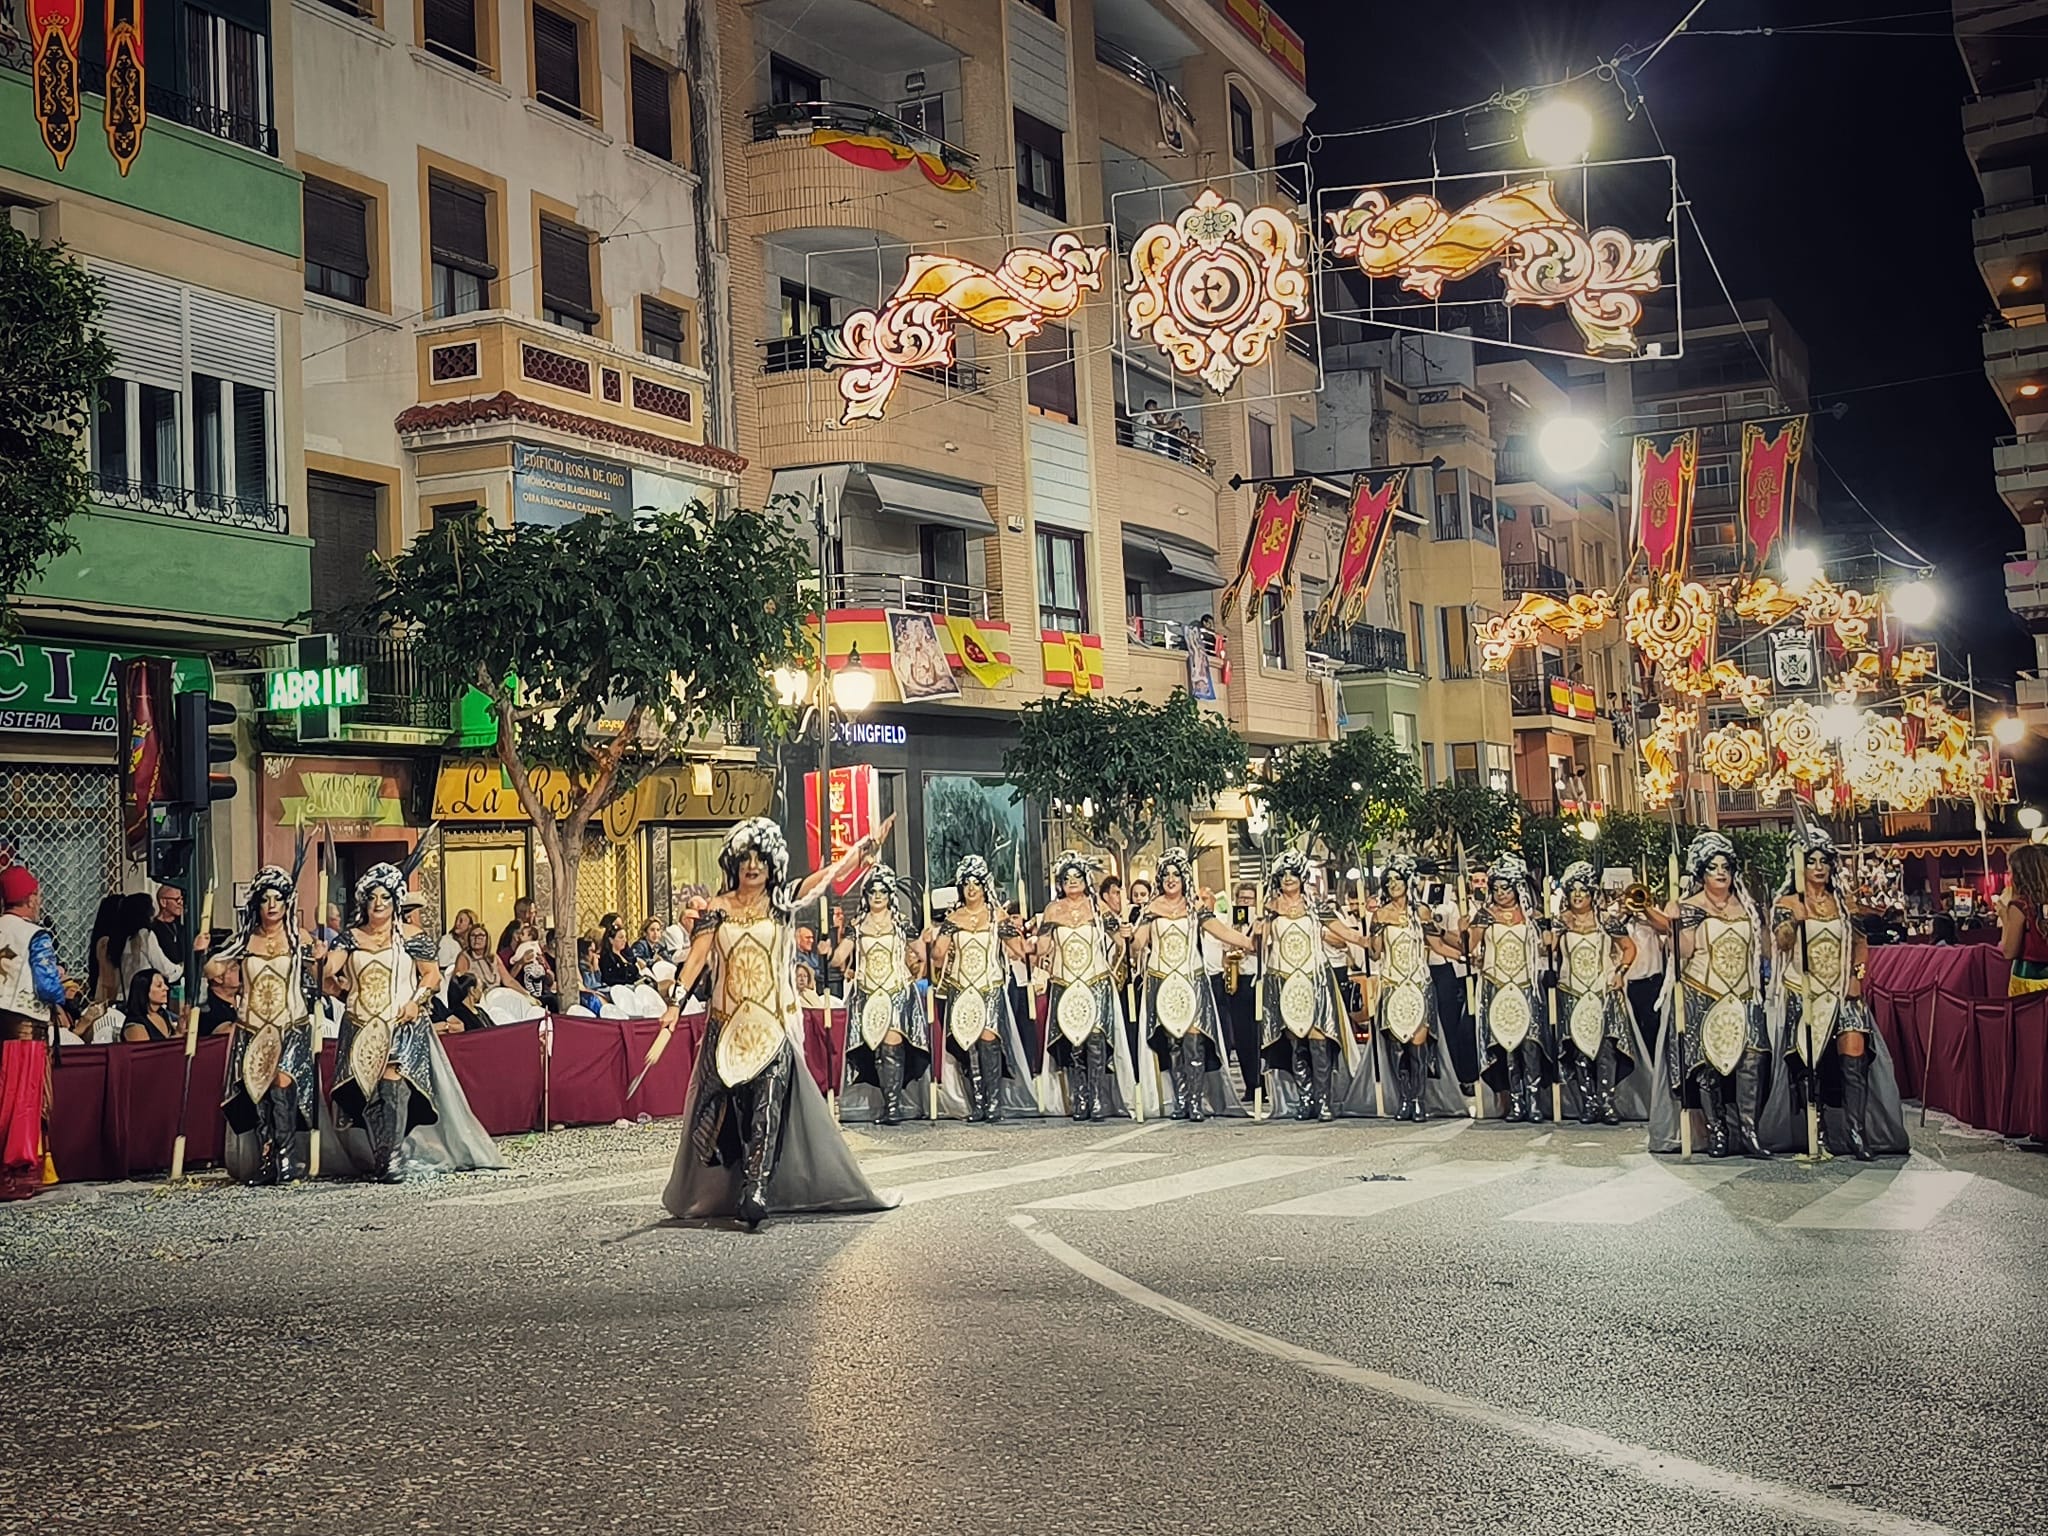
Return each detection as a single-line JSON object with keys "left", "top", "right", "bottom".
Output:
{"left": 189, "top": 290, "right": 279, "bottom": 390}
{"left": 422, "top": 0, "right": 479, "bottom": 61}
{"left": 630, "top": 55, "right": 674, "bottom": 161}
{"left": 304, "top": 182, "right": 370, "bottom": 279}
{"left": 540, "top": 218, "right": 594, "bottom": 318}
{"left": 641, "top": 298, "right": 685, "bottom": 355}
{"left": 89, "top": 261, "right": 186, "bottom": 391}
{"left": 429, "top": 177, "right": 493, "bottom": 272}
{"left": 308, "top": 473, "right": 382, "bottom": 622}
{"left": 533, "top": 7, "right": 581, "bottom": 108}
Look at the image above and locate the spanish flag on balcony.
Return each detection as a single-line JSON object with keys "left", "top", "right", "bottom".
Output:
{"left": 810, "top": 609, "right": 1015, "bottom": 698}
{"left": 1040, "top": 631, "right": 1104, "bottom": 695}
{"left": 811, "top": 130, "right": 977, "bottom": 193}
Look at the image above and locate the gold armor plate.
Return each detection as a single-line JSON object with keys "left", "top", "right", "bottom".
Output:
{"left": 1277, "top": 921, "right": 1316, "bottom": 973}
{"left": 354, "top": 955, "right": 396, "bottom": 1026}
{"left": 347, "top": 1018, "right": 392, "bottom": 1099}
{"left": 861, "top": 935, "right": 909, "bottom": 991}
{"left": 1057, "top": 929, "right": 1099, "bottom": 984}
{"left": 1158, "top": 923, "right": 1193, "bottom": 975}
{"left": 1488, "top": 986, "right": 1532, "bottom": 1051}
{"left": 1279, "top": 971, "right": 1318, "bottom": 1037}
{"left": 1056, "top": 981, "right": 1100, "bottom": 1046}
{"left": 1565, "top": 934, "right": 1603, "bottom": 993}
{"left": 715, "top": 1009, "right": 786, "bottom": 1087}
{"left": 1569, "top": 992, "right": 1608, "bottom": 1059}
{"left": 1153, "top": 972, "right": 1198, "bottom": 1038}
{"left": 1383, "top": 929, "right": 1425, "bottom": 986}
{"left": 1708, "top": 926, "right": 1750, "bottom": 992}
{"left": 858, "top": 990, "right": 895, "bottom": 1051}
{"left": 952, "top": 930, "right": 998, "bottom": 991}
{"left": 248, "top": 967, "right": 289, "bottom": 1028}
{"left": 947, "top": 987, "right": 988, "bottom": 1051}
{"left": 1491, "top": 928, "right": 1528, "bottom": 985}
{"left": 1383, "top": 983, "right": 1427, "bottom": 1044}
{"left": 1703, "top": 995, "right": 1749, "bottom": 1076}
{"left": 240, "top": 1023, "right": 282, "bottom": 1105}
{"left": 1807, "top": 927, "right": 1845, "bottom": 990}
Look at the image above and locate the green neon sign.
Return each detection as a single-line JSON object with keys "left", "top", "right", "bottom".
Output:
{"left": 266, "top": 664, "right": 364, "bottom": 713}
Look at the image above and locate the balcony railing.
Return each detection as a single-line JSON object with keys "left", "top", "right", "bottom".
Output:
{"left": 71, "top": 44, "right": 278, "bottom": 156}
{"left": 1094, "top": 36, "right": 1197, "bottom": 127}
{"left": 1503, "top": 559, "right": 1575, "bottom": 597}
{"left": 1115, "top": 414, "right": 1216, "bottom": 474}
{"left": 749, "top": 99, "right": 977, "bottom": 174}
{"left": 760, "top": 335, "right": 987, "bottom": 392}
{"left": 332, "top": 631, "right": 456, "bottom": 731}
{"left": 93, "top": 473, "right": 288, "bottom": 534}
{"left": 1322, "top": 623, "right": 1412, "bottom": 674}
{"left": 1129, "top": 615, "right": 1227, "bottom": 661}
{"left": 828, "top": 571, "right": 991, "bottom": 620}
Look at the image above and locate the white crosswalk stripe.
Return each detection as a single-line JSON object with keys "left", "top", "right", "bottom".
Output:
{"left": 1022, "top": 1155, "right": 1347, "bottom": 1212}
{"left": 856, "top": 1150, "right": 998, "bottom": 1178}
{"left": 1249, "top": 1158, "right": 1534, "bottom": 1219}
{"left": 1505, "top": 1156, "right": 1754, "bottom": 1227}
{"left": 891, "top": 1152, "right": 1167, "bottom": 1205}
{"left": 1777, "top": 1169, "right": 1975, "bottom": 1231}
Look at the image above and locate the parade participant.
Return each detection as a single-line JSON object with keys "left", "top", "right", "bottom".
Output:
{"left": 1257, "top": 852, "right": 1368, "bottom": 1121}
{"left": 1548, "top": 862, "right": 1651, "bottom": 1125}
{"left": 659, "top": 817, "right": 895, "bottom": 1231}
{"left": 1345, "top": 854, "right": 1467, "bottom": 1121}
{"left": 204, "top": 866, "right": 321, "bottom": 1186}
{"left": 834, "top": 863, "right": 931, "bottom": 1125}
{"left": 1767, "top": 828, "right": 1908, "bottom": 1159}
{"left": 1207, "top": 879, "right": 1262, "bottom": 1099}
{"left": 926, "top": 856, "right": 1038, "bottom": 1122}
{"left": 1469, "top": 855, "right": 1554, "bottom": 1122}
{"left": 1034, "top": 852, "right": 1142, "bottom": 1120}
{"left": 1647, "top": 833, "right": 1773, "bottom": 1159}
{"left": 1127, "top": 848, "right": 1252, "bottom": 1120}
{"left": 0, "top": 863, "right": 62, "bottom": 1201}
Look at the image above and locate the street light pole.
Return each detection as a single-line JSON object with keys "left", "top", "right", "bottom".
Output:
{"left": 815, "top": 474, "right": 833, "bottom": 871}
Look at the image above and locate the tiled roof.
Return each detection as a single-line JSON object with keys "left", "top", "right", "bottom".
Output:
{"left": 394, "top": 390, "right": 747, "bottom": 476}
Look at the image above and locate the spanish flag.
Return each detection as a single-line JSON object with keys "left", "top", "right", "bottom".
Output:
{"left": 945, "top": 615, "right": 1017, "bottom": 687}
{"left": 1040, "top": 631, "right": 1104, "bottom": 694}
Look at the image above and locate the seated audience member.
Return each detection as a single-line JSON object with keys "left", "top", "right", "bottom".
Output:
{"left": 117, "top": 969, "right": 177, "bottom": 1044}
{"left": 198, "top": 964, "right": 241, "bottom": 1037}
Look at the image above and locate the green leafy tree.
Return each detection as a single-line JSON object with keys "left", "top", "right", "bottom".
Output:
{"left": 0, "top": 226, "right": 114, "bottom": 629}
{"left": 363, "top": 508, "right": 810, "bottom": 966}
{"left": 1259, "top": 728, "right": 1421, "bottom": 873}
{"left": 1410, "top": 783, "right": 1524, "bottom": 865}
{"left": 1003, "top": 688, "right": 1247, "bottom": 880}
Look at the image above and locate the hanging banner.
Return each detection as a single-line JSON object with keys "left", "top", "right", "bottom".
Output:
{"left": 942, "top": 615, "right": 1016, "bottom": 688}
{"left": 1309, "top": 468, "right": 1409, "bottom": 641}
{"left": 1217, "top": 480, "right": 1308, "bottom": 624}
{"left": 804, "top": 763, "right": 877, "bottom": 892}
{"left": 1739, "top": 414, "right": 1807, "bottom": 569}
{"left": 27, "top": 0, "right": 86, "bottom": 171}
{"left": 1631, "top": 429, "right": 1697, "bottom": 575}
{"left": 1038, "top": 631, "right": 1103, "bottom": 695}
{"left": 885, "top": 609, "right": 961, "bottom": 702}
{"left": 116, "top": 656, "right": 172, "bottom": 861}
{"left": 103, "top": 0, "right": 145, "bottom": 175}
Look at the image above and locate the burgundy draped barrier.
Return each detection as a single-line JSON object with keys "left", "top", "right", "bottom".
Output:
{"left": 48, "top": 1035, "right": 231, "bottom": 1183}
{"left": 1861, "top": 941, "right": 2048, "bottom": 1140}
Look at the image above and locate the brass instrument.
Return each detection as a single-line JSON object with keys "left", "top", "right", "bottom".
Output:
{"left": 1222, "top": 948, "right": 1242, "bottom": 994}
{"left": 1622, "top": 883, "right": 1652, "bottom": 916}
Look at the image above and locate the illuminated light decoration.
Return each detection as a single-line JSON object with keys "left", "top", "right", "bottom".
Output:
{"left": 1623, "top": 580, "right": 1715, "bottom": 669}
{"left": 1668, "top": 658, "right": 1772, "bottom": 711}
{"left": 1739, "top": 415, "right": 1808, "bottom": 569}
{"left": 1218, "top": 481, "right": 1309, "bottom": 623}
{"left": 1325, "top": 180, "right": 1671, "bottom": 357}
{"left": 1894, "top": 646, "right": 1935, "bottom": 684}
{"left": 28, "top": 0, "right": 86, "bottom": 170}
{"left": 809, "top": 129, "right": 977, "bottom": 193}
{"left": 1639, "top": 705, "right": 1695, "bottom": 811}
{"left": 1126, "top": 188, "right": 1310, "bottom": 394}
{"left": 1477, "top": 590, "right": 1617, "bottom": 670}
{"left": 1825, "top": 652, "right": 1883, "bottom": 700}
{"left": 1310, "top": 468, "right": 1410, "bottom": 641}
{"left": 824, "top": 234, "right": 1106, "bottom": 424}
{"left": 1767, "top": 701, "right": 1837, "bottom": 786}
{"left": 1730, "top": 574, "right": 1877, "bottom": 648}
{"left": 1700, "top": 724, "right": 1769, "bottom": 788}
{"left": 1631, "top": 430, "right": 1698, "bottom": 574}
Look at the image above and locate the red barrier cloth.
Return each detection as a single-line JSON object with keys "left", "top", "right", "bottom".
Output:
{"left": 2008, "top": 997, "right": 2048, "bottom": 1139}
{"left": 800, "top": 1008, "right": 846, "bottom": 1096}
{"left": 1869, "top": 988, "right": 1930, "bottom": 1102}
{"left": 1865, "top": 942, "right": 2000, "bottom": 999}
{"left": 1926, "top": 995, "right": 1987, "bottom": 1127}
{"left": 48, "top": 1034, "right": 230, "bottom": 1181}
{"left": 550, "top": 1016, "right": 633, "bottom": 1126}
{"left": 441, "top": 1022, "right": 545, "bottom": 1136}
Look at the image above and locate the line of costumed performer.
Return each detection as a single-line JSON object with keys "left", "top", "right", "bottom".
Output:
{"left": 1126, "top": 847, "right": 1252, "bottom": 1120}
{"left": 1549, "top": 860, "right": 1655, "bottom": 1124}
{"left": 1762, "top": 826, "right": 1908, "bottom": 1158}
{"left": 1258, "top": 851, "right": 1368, "bottom": 1120}
{"left": 660, "top": 817, "right": 896, "bottom": 1231}
{"left": 835, "top": 863, "right": 935, "bottom": 1125}
{"left": 1646, "top": 832, "right": 1776, "bottom": 1159}
{"left": 0, "top": 863, "right": 62, "bottom": 1201}
{"left": 1035, "top": 852, "right": 1145, "bottom": 1119}
{"left": 205, "top": 866, "right": 322, "bottom": 1185}
{"left": 926, "top": 855, "right": 1040, "bottom": 1122}
{"left": 1343, "top": 853, "right": 1468, "bottom": 1120}
{"left": 1469, "top": 854, "right": 1555, "bottom": 1122}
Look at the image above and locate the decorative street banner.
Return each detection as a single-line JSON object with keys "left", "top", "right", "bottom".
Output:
{"left": 103, "top": 0, "right": 145, "bottom": 175}
{"left": 942, "top": 614, "right": 1016, "bottom": 688}
{"left": 1039, "top": 631, "right": 1104, "bottom": 695}
{"left": 1631, "top": 429, "right": 1698, "bottom": 575}
{"left": 1125, "top": 189, "right": 1309, "bottom": 395}
{"left": 1217, "top": 481, "right": 1308, "bottom": 623}
{"left": 1309, "top": 468, "right": 1409, "bottom": 640}
{"left": 885, "top": 609, "right": 960, "bottom": 702}
{"left": 116, "top": 656, "right": 171, "bottom": 862}
{"left": 1186, "top": 631, "right": 1218, "bottom": 701}
{"left": 804, "top": 763, "right": 878, "bottom": 892}
{"left": 1739, "top": 414, "right": 1808, "bottom": 569}
{"left": 28, "top": 0, "right": 86, "bottom": 170}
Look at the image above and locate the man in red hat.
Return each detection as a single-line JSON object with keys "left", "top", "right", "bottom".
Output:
{"left": 0, "top": 862, "right": 64, "bottom": 1198}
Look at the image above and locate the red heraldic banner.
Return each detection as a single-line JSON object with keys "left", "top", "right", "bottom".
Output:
{"left": 116, "top": 657, "right": 171, "bottom": 861}
{"left": 1738, "top": 414, "right": 1807, "bottom": 569}
{"left": 28, "top": 0, "right": 86, "bottom": 170}
{"left": 1218, "top": 481, "right": 1308, "bottom": 624}
{"left": 804, "top": 763, "right": 877, "bottom": 893}
{"left": 1631, "top": 429, "right": 1697, "bottom": 575}
{"left": 104, "top": 0, "right": 146, "bottom": 176}
{"left": 1310, "top": 468, "right": 1409, "bottom": 640}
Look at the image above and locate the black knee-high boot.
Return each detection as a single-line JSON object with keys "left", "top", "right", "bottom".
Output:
{"left": 978, "top": 1037, "right": 1007, "bottom": 1123}
{"left": 1084, "top": 1032, "right": 1109, "bottom": 1120}
{"left": 372, "top": 1078, "right": 410, "bottom": 1183}
{"left": 1181, "top": 1034, "right": 1209, "bottom": 1121}
{"left": 1502, "top": 1048, "right": 1527, "bottom": 1122}
{"left": 1403, "top": 1042, "right": 1427, "bottom": 1122}
{"left": 737, "top": 1067, "right": 789, "bottom": 1231}
{"left": 1521, "top": 1040, "right": 1548, "bottom": 1123}
{"left": 250, "top": 1089, "right": 278, "bottom": 1187}
{"left": 268, "top": 1085, "right": 300, "bottom": 1183}
{"left": 877, "top": 1042, "right": 904, "bottom": 1126}
{"left": 1575, "top": 1053, "right": 1598, "bottom": 1124}
{"left": 1291, "top": 1038, "right": 1316, "bottom": 1120}
{"left": 1697, "top": 1070, "right": 1732, "bottom": 1158}
{"left": 1311, "top": 1038, "right": 1336, "bottom": 1121}
{"left": 964, "top": 1043, "right": 987, "bottom": 1123}
{"left": 1734, "top": 1051, "right": 1771, "bottom": 1159}
{"left": 1839, "top": 1049, "right": 1872, "bottom": 1161}
{"left": 1595, "top": 1038, "right": 1619, "bottom": 1124}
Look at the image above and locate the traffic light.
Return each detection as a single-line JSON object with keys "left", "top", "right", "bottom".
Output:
{"left": 174, "top": 690, "right": 239, "bottom": 806}
{"left": 146, "top": 805, "right": 194, "bottom": 882}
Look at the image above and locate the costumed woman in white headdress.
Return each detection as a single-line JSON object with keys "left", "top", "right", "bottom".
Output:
{"left": 1469, "top": 853, "right": 1556, "bottom": 1122}
{"left": 1034, "top": 851, "right": 1144, "bottom": 1120}
{"left": 1256, "top": 850, "right": 1369, "bottom": 1120}
{"left": 1343, "top": 853, "right": 1469, "bottom": 1120}
{"left": 659, "top": 816, "right": 896, "bottom": 1230}
{"left": 1548, "top": 860, "right": 1655, "bottom": 1123}
{"left": 205, "top": 864, "right": 322, "bottom": 1185}
{"left": 1645, "top": 832, "right": 1776, "bottom": 1158}
{"left": 1763, "top": 825, "right": 1908, "bottom": 1159}
{"left": 926, "top": 855, "right": 1040, "bottom": 1122}
{"left": 834, "top": 863, "right": 932, "bottom": 1126}
{"left": 1126, "top": 847, "right": 1252, "bottom": 1120}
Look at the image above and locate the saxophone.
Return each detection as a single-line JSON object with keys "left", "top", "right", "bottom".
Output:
{"left": 1223, "top": 948, "right": 1242, "bottom": 995}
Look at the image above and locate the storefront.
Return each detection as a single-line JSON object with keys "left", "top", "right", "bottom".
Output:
{"left": 255, "top": 755, "right": 425, "bottom": 930}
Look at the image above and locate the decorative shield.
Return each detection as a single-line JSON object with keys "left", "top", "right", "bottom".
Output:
{"left": 858, "top": 990, "right": 895, "bottom": 1051}
{"left": 716, "top": 1008, "right": 786, "bottom": 1087}
{"left": 1383, "top": 983, "right": 1427, "bottom": 1044}
{"left": 1279, "top": 971, "right": 1318, "bottom": 1038}
{"left": 947, "top": 987, "right": 988, "bottom": 1051}
{"left": 240, "top": 1023, "right": 282, "bottom": 1106}
{"left": 1703, "top": 995, "right": 1750, "bottom": 1077}
{"left": 1056, "top": 982, "right": 1099, "bottom": 1046}
{"left": 1153, "top": 972, "right": 1198, "bottom": 1039}
{"left": 1487, "top": 986, "right": 1532, "bottom": 1052}
{"left": 347, "top": 1017, "right": 393, "bottom": 1099}
{"left": 1569, "top": 993, "right": 1608, "bottom": 1060}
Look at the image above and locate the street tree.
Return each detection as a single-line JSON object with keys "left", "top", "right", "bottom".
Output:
{"left": 0, "top": 225, "right": 113, "bottom": 630}
{"left": 1410, "top": 782, "right": 1525, "bottom": 865}
{"left": 1003, "top": 688, "right": 1247, "bottom": 885}
{"left": 1258, "top": 728, "right": 1421, "bottom": 874}
{"left": 363, "top": 507, "right": 810, "bottom": 966}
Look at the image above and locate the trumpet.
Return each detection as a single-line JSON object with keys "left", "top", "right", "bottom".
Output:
{"left": 1603, "top": 883, "right": 1653, "bottom": 920}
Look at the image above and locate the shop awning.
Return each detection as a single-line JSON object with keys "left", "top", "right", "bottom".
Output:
{"left": 1123, "top": 526, "right": 1227, "bottom": 589}
{"left": 769, "top": 465, "right": 994, "bottom": 537}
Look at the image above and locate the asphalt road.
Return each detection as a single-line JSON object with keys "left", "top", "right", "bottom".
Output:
{"left": 3, "top": 1110, "right": 2043, "bottom": 1536}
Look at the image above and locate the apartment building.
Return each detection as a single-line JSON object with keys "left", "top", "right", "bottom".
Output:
{"left": 1, "top": 0, "right": 308, "bottom": 963}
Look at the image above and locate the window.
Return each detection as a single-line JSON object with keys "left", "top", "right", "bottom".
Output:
{"left": 1468, "top": 474, "right": 1496, "bottom": 541}
{"left": 1027, "top": 323, "right": 1077, "bottom": 420}
{"left": 1422, "top": 743, "right": 1437, "bottom": 784}
{"left": 1015, "top": 110, "right": 1065, "bottom": 218}
{"left": 429, "top": 174, "right": 496, "bottom": 318}
{"left": 92, "top": 379, "right": 180, "bottom": 496}
{"left": 1450, "top": 743, "right": 1482, "bottom": 786}
{"left": 423, "top": 0, "right": 486, "bottom": 71}
{"left": 780, "top": 280, "right": 832, "bottom": 338}
{"left": 630, "top": 53, "right": 679, "bottom": 163}
{"left": 532, "top": 5, "right": 586, "bottom": 119}
{"left": 1408, "top": 601, "right": 1428, "bottom": 679}
{"left": 1229, "top": 86, "right": 1256, "bottom": 170}
{"left": 539, "top": 215, "right": 598, "bottom": 333}
{"left": 190, "top": 375, "right": 272, "bottom": 509}
{"left": 1433, "top": 466, "right": 1463, "bottom": 540}
{"left": 1699, "top": 458, "right": 1733, "bottom": 491}
{"left": 922, "top": 525, "right": 968, "bottom": 591}
{"left": 770, "top": 54, "right": 820, "bottom": 106}
{"left": 1037, "top": 528, "right": 1089, "bottom": 633}
{"left": 1249, "top": 415, "right": 1274, "bottom": 481}
{"left": 184, "top": 4, "right": 273, "bottom": 153}
{"left": 1486, "top": 743, "right": 1512, "bottom": 792}
{"left": 1018, "top": 0, "right": 1056, "bottom": 17}
{"left": 427, "top": 499, "right": 482, "bottom": 532}
{"left": 1262, "top": 587, "right": 1288, "bottom": 668}
{"left": 895, "top": 94, "right": 945, "bottom": 139}
{"left": 641, "top": 297, "right": 688, "bottom": 364}
{"left": 1439, "top": 605, "right": 1473, "bottom": 678}
{"left": 303, "top": 179, "right": 370, "bottom": 307}
{"left": 309, "top": 472, "right": 383, "bottom": 624}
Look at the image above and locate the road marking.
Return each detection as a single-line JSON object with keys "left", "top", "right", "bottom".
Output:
{"left": 1385, "top": 1118, "right": 1472, "bottom": 1146}
{"left": 856, "top": 1149, "right": 997, "bottom": 1177}
{"left": 1249, "top": 1158, "right": 1529, "bottom": 1218}
{"left": 1023, "top": 1155, "right": 1347, "bottom": 1211}
{"left": 892, "top": 1152, "right": 1167, "bottom": 1206}
{"left": 1087, "top": 1121, "right": 1173, "bottom": 1150}
{"left": 1505, "top": 1156, "right": 1753, "bottom": 1226}
{"left": 438, "top": 1168, "right": 672, "bottom": 1208}
{"left": 1010, "top": 1215, "right": 1964, "bottom": 1536}
{"left": 1778, "top": 1170, "right": 1975, "bottom": 1231}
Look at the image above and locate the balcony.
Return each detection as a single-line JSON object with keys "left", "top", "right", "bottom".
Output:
{"left": 259, "top": 631, "right": 456, "bottom": 736}
{"left": 89, "top": 471, "right": 287, "bottom": 534}
{"left": 1094, "top": 35, "right": 1196, "bottom": 130}
{"left": 2008, "top": 554, "right": 2048, "bottom": 621}
{"left": 1510, "top": 672, "right": 1598, "bottom": 734}
{"left": 1975, "top": 197, "right": 2048, "bottom": 298}
{"left": 1996, "top": 435, "right": 2048, "bottom": 518}
{"left": 829, "top": 571, "right": 992, "bottom": 621}
{"left": 1502, "top": 559, "right": 1575, "bottom": 598}
{"left": 1965, "top": 78, "right": 2048, "bottom": 163}
{"left": 1114, "top": 413, "right": 1216, "bottom": 475}
{"left": 760, "top": 334, "right": 988, "bottom": 392}
{"left": 1322, "top": 623, "right": 1413, "bottom": 675}
{"left": 1984, "top": 321, "right": 2048, "bottom": 415}
{"left": 749, "top": 99, "right": 977, "bottom": 179}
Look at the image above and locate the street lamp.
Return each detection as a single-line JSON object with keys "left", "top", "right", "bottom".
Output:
{"left": 1890, "top": 580, "right": 1938, "bottom": 627}
{"left": 1782, "top": 547, "right": 1824, "bottom": 594}
{"left": 1523, "top": 96, "right": 1593, "bottom": 164}
{"left": 830, "top": 644, "right": 877, "bottom": 714}
{"left": 770, "top": 664, "right": 809, "bottom": 709}
{"left": 1577, "top": 818, "right": 1599, "bottom": 841}
{"left": 1993, "top": 715, "right": 2026, "bottom": 746}
{"left": 1537, "top": 416, "right": 1604, "bottom": 476}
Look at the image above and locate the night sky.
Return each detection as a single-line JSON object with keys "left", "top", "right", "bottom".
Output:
{"left": 1283, "top": 0, "right": 2028, "bottom": 685}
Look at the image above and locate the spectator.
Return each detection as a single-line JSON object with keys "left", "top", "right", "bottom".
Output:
{"left": 793, "top": 925, "right": 823, "bottom": 993}
{"left": 437, "top": 908, "right": 478, "bottom": 970}
{"left": 315, "top": 902, "right": 343, "bottom": 947}
{"left": 449, "top": 923, "right": 507, "bottom": 1030}
{"left": 598, "top": 916, "right": 641, "bottom": 989}
{"left": 1133, "top": 397, "right": 1162, "bottom": 451}
{"left": 575, "top": 937, "right": 605, "bottom": 1013}
{"left": 507, "top": 922, "right": 555, "bottom": 1009}
{"left": 631, "top": 917, "right": 665, "bottom": 967}
{"left": 83, "top": 893, "right": 123, "bottom": 1006}
{"left": 117, "top": 968, "right": 176, "bottom": 1044}
{"left": 499, "top": 897, "right": 538, "bottom": 969}
{"left": 198, "top": 963, "right": 240, "bottom": 1037}
{"left": 1930, "top": 912, "right": 1959, "bottom": 947}
{"left": 149, "top": 883, "right": 207, "bottom": 966}
{"left": 112, "top": 891, "right": 181, "bottom": 994}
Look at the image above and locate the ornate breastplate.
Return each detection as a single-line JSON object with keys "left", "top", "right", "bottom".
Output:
{"left": 1149, "top": 913, "right": 1201, "bottom": 981}
{"left": 243, "top": 949, "right": 306, "bottom": 1030}
{"left": 858, "top": 929, "right": 911, "bottom": 993}
{"left": 1269, "top": 913, "right": 1320, "bottom": 979}
{"left": 1484, "top": 922, "right": 1532, "bottom": 988}
{"left": 948, "top": 924, "right": 1001, "bottom": 994}
{"left": 712, "top": 918, "right": 788, "bottom": 1086}
{"left": 1381, "top": 918, "right": 1427, "bottom": 986}
{"left": 346, "top": 941, "right": 404, "bottom": 1030}
{"left": 1050, "top": 923, "right": 1107, "bottom": 986}
{"left": 1685, "top": 913, "right": 1754, "bottom": 1001}
{"left": 1560, "top": 928, "right": 1606, "bottom": 996}
{"left": 1803, "top": 914, "right": 1847, "bottom": 998}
